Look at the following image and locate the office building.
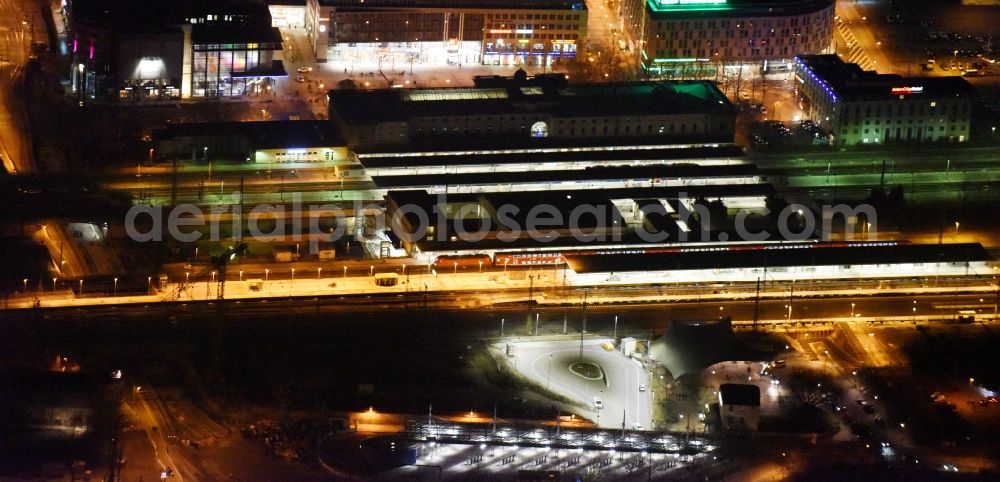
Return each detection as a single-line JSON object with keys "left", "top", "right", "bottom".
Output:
{"left": 619, "top": 0, "right": 834, "bottom": 74}
{"left": 795, "top": 54, "right": 974, "bottom": 146}
{"left": 69, "top": 0, "right": 286, "bottom": 100}
{"left": 304, "top": 0, "right": 586, "bottom": 66}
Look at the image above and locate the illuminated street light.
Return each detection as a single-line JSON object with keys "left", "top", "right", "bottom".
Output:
{"left": 52, "top": 277, "right": 57, "bottom": 292}
{"left": 113, "top": 277, "right": 118, "bottom": 296}
{"left": 265, "top": 268, "right": 270, "bottom": 281}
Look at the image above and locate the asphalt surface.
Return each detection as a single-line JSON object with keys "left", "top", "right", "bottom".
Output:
{"left": 512, "top": 339, "right": 653, "bottom": 430}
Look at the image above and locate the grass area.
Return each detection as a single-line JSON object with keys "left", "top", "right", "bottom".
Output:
{"left": 759, "top": 405, "right": 839, "bottom": 435}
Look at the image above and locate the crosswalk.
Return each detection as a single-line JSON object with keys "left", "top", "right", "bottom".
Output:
{"left": 835, "top": 16, "right": 876, "bottom": 71}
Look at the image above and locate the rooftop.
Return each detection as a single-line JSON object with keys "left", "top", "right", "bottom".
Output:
{"left": 719, "top": 383, "right": 761, "bottom": 407}
{"left": 796, "top": 54, "right": 975, "bottom": 101}
{"left": 191, "top": 24, "right": 284, "bottom": 46}
{"left": 319, "top": 0, "right": 586, "bottom": 10}
{"left": 650, "top": 318, "right": 770, "bottom": 379}
{"left": 372, "top": 163, "right": 759, "bottom": 189}
{"left": 72, "top": 0, "right": 273, "bottom": 33}
{"left": 564, "top": 242, "right": 991, "bottom": 274}
{"left": 646, "top": 0, "right": 831, "bottom": 19}
{"left": 329, "top": 81, "right": 733, "bottom": 125}
{"left": 357, "top": 144, "right": 746, "bottom": 167}
{"left": 155, "top": 120, "right": 345, "bottom": 149}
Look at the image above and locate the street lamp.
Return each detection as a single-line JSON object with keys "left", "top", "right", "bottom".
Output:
{"left": 23, "top": 278, "right": 28, "bottom": 293}
{"left": 343, "top": 266, "right": 348, "bottom": 278}
{"left": 850, "top": 302, "right": 855, "bottom": 318}
{"left": 454, "top": 261, "right": 458, "bottom": 274}
{"left": 113, "top": 277, "right": 118, "bottom": 296}
{"left": 291, "top": 268, "right": 295, "bottom": 282}
{"left": 317, "top": 267, "right": 322, "bottom": 279}
{"left": 185, "top": 271, "right": 190, "bottom": 283}
{"left": 954, "top": 221, "right": 960, "bottom": 235}
{"left": 79, "top": 279, "right": 83, "bottom": 295}
{"left": 52, "top": 277, "right": 57, "bottom": 292}
{"left": 265, "top": 268, "right": 270, "bottom": 281}
{"left": 547, "top": 353, "right": 553, "bottom": 390}
{"left": 147, "top": 276, "right": 152, "bottom": 292}
{"left": 479, "top": 260, "right": 483, "bottom": 273}
{"left": 370, "top": 265, "right": 374, "bottom": 276}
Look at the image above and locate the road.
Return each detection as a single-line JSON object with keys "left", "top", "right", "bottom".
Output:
{"left": 132, "top": 387, "right": 195, "bottom": 482}
{"left": 512, "top": 339, "right": 653, "bottom": 430}
{"left": 0, "top": 0, "right": 37, "bottom": 173}
{"left": 834, "top": 1, "right": 889, "bottom": 72}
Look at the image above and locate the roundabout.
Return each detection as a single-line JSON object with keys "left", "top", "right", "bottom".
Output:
{"left": 569, "top": 361, "right": 605, "bottom": 380}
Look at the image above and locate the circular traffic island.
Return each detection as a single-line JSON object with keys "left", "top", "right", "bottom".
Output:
{"left": 569, "top": 361, "right": 604, "bottom": 381}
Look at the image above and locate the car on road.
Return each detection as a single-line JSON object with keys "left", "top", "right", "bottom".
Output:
{"left": 295, "top": 76, "right": 306, "bottom": 83}
{"left": 593, "top": 396, "right": 603, "bottom": 409}
{"left": 639, "top": 383, "right": 646, "bottom": 392}
{"left": 632, "top": 422, "right": 643, "bottom": 430}
{"left": 297, "top": 66, "right": 313, "bottom": 73}
{"left": 738, "top": 91, "right": 750, "bottom": 101}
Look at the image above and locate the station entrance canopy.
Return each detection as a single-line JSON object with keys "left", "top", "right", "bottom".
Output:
{"left": 649, "top": 317, "right": 770, "bottom": 378}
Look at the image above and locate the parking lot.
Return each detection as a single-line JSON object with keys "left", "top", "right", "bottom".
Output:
{"left": 858, "top": 0, "right": 1000, "bottom": 77}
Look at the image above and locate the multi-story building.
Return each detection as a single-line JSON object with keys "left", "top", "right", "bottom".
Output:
{"left": 795, "top": 54, "right": 974, "bottom": 146}
{"left": 305, "top": 0, "right": 586, "bottom": 66}
{"left": 620, "top": 0, "right": 833, "bottom": 74}
{"left": 69, "top": 0, "right": 286, "bottom": 100}
{"left": 328, "top": 74, "right": 735, "bottom": 150}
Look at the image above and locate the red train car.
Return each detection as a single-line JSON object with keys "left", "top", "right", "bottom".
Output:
{"left": 432, "top": 254, "right": 493, "bottom": 270}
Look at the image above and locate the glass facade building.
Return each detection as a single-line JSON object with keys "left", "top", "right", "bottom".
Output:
{"left": 191, "top": 42, "right": 279, "bottom": 97}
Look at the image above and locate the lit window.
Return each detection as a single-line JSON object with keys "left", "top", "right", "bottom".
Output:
{"left": 531, "top": 121, "right": 549, "bottom": 138}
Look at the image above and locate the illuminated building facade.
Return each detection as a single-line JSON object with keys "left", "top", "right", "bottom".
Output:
{"left": 795, "top": 55, "right": 974, "bottom": 146}
{"left": 619, "top": 0, "right": 834, "bottom": 74}
{"left": 154, "top": 121, "right": 349, "bottom": 165}
{"left": 69, "top": 0, "right": 286, "bottom": 100}
{"left": 305, "top": 0, "right": 586, "bottom": 66}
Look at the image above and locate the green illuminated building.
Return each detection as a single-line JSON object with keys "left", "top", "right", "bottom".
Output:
{"left": 616, "top": 0, "right": 834, "bottom": 73}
